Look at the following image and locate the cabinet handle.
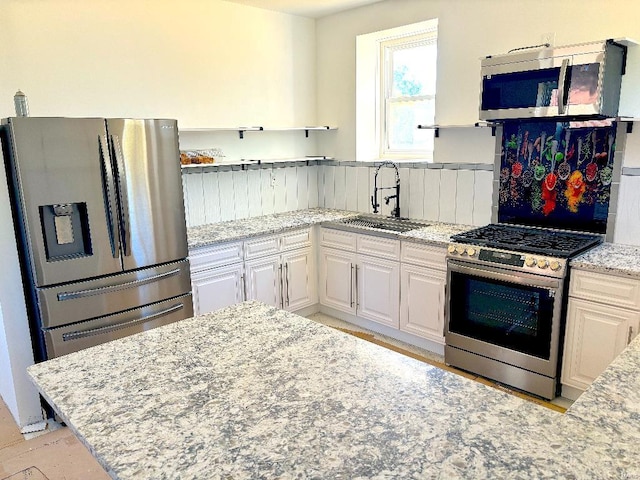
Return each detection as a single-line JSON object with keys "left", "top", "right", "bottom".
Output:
{"left": 355, "top": 264, "right": 359, "bottom": 308}
{"left": 285, "top": 263, "right": 290, "bottom": 306}
{"left": 240, "top": 274, "right": 246, "bottom": 301}
{"left": 628, "top": 326, "right": 634, "bottom": 345}
{"left": 350, "top": 263, "right": 354, "bottom": 308}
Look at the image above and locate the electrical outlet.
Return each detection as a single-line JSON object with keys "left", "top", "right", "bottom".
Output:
{"left": 270, "top": 172, "right": 276, "bottom": 188}
{"left": 541, "top": 32, "right": 555, "bottom": 47}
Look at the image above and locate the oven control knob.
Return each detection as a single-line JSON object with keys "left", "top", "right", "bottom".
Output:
{"left": 466, "top": 247, "right": 476, "bottom": 257}
{"left": 447, "top": 245, "right": 457, "bottom": 254}
{"left": 525, "top": 256, "right": 536, "bottom": 267}
{"left": 537, "top": 258, "right": 549, "bottom": 269}
{"left": 455, "top": 245, "right": 465, "bottom": 255}
{"left": 549, "top": 260, "right": 562, "bottom": 271}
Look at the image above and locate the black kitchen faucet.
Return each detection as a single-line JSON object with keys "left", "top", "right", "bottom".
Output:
{"left": 371, "top": 161, "right": 401, "bottom": 217}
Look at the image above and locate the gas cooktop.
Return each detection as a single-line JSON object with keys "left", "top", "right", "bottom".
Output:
{"left": 450, "top": 224, "right": 603, "bottom": 258}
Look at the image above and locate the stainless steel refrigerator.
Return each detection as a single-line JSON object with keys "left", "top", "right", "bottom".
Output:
{"left": 1, "top": 117, "right": 193, "bottom": 360}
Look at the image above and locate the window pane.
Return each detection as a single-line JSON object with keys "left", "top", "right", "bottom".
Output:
{"left": 388, "top": 99, "right": 435, "bottom": 151}
{"left": 391, "top": 43, "right": 437, "bottom": 98}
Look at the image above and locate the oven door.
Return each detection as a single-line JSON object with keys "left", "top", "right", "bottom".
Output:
{"left": 445, "top": 259, "right": 564, "bottom": 377}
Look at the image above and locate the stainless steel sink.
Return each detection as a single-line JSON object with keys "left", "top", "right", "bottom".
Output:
{"left": 338, "top": 215, "right": 430, "bottom": 233}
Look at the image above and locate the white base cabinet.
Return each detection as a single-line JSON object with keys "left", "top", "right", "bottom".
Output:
{"left": 190, "top": 227, "right": 316, "bottom": 316}
{"left": 245, "top": 248, "right": 317, "bottom": 311}
{"left": 244, "top": 229, "right": 317, "bottom": 312}
{"left": 562, "top": 269, "right": 640, "bottom": 396}
{"left": 283, "top": 249, "right": 317, "bottom": 311}
{"left": 319, "top": 228, "right": 400, "bottom": 329}
{"left": 189, "top": 241, "right": 245, "bottom": 315}
{"left": 192, "top": 263, "right": 245, "bottom": 315}
{"left": 319, "top": 247, "right": 357, "bottom": 314}
{"left": 245, "top": 255, "right": 281, "bottom": 308}
{"left": 400, "top": 264, "right": 445, "bottom": 343}
{"left": 358, "top": 256, "right": 400, "bottom": 328}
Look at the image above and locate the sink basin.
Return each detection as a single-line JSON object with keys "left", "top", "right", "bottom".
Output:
{"left": 339, "top": 215, "right": 430, "bottom": 233}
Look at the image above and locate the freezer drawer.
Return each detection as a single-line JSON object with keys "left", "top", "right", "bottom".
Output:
{"left": 43, "top": 294, "right": 193, "bottom": 358}
{"left": 37, "top": 260, "right": 191, "bottom": 328}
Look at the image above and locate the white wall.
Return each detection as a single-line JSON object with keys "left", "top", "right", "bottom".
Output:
{"left": 316, "top": 0, "right": 640, "bottom": 163}
{"left": 0, "top": 0, "right": 316, "bottom": 128}
{"left": 0, "top": 161, "right": 44, "bottom": 430}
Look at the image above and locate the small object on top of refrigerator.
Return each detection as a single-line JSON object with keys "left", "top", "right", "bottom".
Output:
{"left": 13, "top": 90, "right": 29, "bottom": 117}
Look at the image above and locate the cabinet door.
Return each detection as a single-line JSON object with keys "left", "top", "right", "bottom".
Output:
{"left": 191, "top": 263, "right": 244, "bottom": 315}
{"left": 400, "top": 264, "right": 445, "bottom": 343}
{"left": 282, "top": 248, "right": 317, "bottom": 312}
{"left": 357, "top": 256, "right": 400, "bottom": 328}
{"left": 245, "top": 255, "right": 282, "bottom": 308}
{"left": 562, "top": 298, "right": 640, "bottom": 391}
{"left": 319, "top": 248, "right": 357, "bottom": 314}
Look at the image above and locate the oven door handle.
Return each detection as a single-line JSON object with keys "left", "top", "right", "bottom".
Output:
{"left": 447, "top": 260, "right": 561, "bottom": 290}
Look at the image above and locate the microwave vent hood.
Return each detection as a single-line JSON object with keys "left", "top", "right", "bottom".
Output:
{"left": 479, "top": 39, "right": 627, "bottom": 121}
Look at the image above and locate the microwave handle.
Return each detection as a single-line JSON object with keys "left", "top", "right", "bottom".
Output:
{"left": 557, "top": 58, "right": 570, "bottom": 115}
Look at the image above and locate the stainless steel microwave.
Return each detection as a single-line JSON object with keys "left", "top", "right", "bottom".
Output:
{"left": 479, "top": 40, "right": 626, "bottom": 121}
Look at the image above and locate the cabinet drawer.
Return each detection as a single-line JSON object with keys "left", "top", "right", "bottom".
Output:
{"left": 358, "top": 235, "right": 400, "bottom": 261}
{"left": 320, "top": 228, "right": 357, "bottom": 251}
{"left": 281, "top": 228, "right": 312, "bottom": 252}
{"left": 189, "top": 242, "right": 243, "bottom": 272}
{"left": 570, "top": 269, "right": 640, "bottom": 310}
{"left": 400, "top": 242, "right": 446, "bottom": 270}
{"left": 244, "top": 236, "right": 280, "bottom": 260}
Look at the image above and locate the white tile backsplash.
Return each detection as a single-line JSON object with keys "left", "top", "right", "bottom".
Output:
{"left": 247, "top": 169, "right": 262, "bottom": 217}
{"left": 182, "top": 163, "right": 495, "bottom": 228}
{"left": 455, "top": 170, "right": 475, "bottom": 225}
{"left": 273, "top": 168, "right": 287, "bottom": 214}
{"left": 423, "top": 169, "right": 441, "bottom": 221}
{"left": 261, "top": 169, "right": 275, "bottom": 216}
{"left": 438, "top": 169, "right": 458, "bottom": 224}
{"left": 218, "top": 171, "right": 235, "bottom": 222}
{"left": 408, "top": 168, "right": 425, "bottom": 220}
{"left": 202, "top": 171, "right": 220, "bottom": 224}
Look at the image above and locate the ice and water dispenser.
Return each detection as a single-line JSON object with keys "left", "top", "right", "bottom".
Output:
{"left": 39, "top": 202, "right": 92, "bottom": 261}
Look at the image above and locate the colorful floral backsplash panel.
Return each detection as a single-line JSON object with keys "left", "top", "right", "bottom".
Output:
{"left": 498, "top": 120, "right": 615, "bottom": 234}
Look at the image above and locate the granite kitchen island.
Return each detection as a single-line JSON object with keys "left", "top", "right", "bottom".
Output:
{"left": 28, "top": 301, "right": 640, "bottom": 479}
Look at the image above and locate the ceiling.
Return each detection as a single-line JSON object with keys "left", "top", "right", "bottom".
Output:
{"left": 223, "top": 0, "right": 385, "bottom": 18}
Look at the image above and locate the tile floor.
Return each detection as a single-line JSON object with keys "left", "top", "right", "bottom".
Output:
{"left": 0, "top": 311, "right": 570, "bottom": 478}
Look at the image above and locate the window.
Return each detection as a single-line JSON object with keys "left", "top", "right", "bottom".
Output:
{"left": 356, "top": 19, "right": 438, "bottom": 162}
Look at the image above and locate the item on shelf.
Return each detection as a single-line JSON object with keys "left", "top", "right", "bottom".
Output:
{"left": 179, "top": 148, "right": 224, "bottom": 165}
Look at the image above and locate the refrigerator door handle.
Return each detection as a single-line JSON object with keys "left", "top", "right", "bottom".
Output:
{"left": 61, "top": 302, "right": 185, "bottom": 341}
{"left": 98, "top": 135, "right": 120, "bottom": 258}
{"left": 57, "top": 268, "right": 181, "bottom": 301}
{"left": 111, "top": 134, "right": 131, "bottom": 257}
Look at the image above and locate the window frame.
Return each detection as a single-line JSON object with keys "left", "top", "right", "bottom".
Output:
{"left": 355, "top": 19, "right": 438, "bottom": 163}
{"left": 380, "top": 35, "right": 437, "bottom": 160}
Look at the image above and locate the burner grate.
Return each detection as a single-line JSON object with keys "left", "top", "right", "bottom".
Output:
{"left": 451, "top": 224, "right": 603, "bottom": 258}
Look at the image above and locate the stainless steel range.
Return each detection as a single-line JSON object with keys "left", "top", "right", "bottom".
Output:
{"left": 444, "top": 224, "right": 602, "bottom": 400}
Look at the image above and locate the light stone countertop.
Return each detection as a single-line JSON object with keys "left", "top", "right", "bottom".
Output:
{"left": 570, "top": 242, "right": 640, "bottom": 279}
{"left": 187, "top": 209, "right": 358, "bottom": 249}
{"left": 27, "top": 301, "right": 640, "bottom": 479}
{"left": 187, "top": 208, "right": 477, "bottom": 250}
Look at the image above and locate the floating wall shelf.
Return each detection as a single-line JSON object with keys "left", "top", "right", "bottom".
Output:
{"left": 180, "top": 126, "right": 337, "bottom": 139}
{"left": 417, "top": 121, "right": 497, "bottom": 137}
